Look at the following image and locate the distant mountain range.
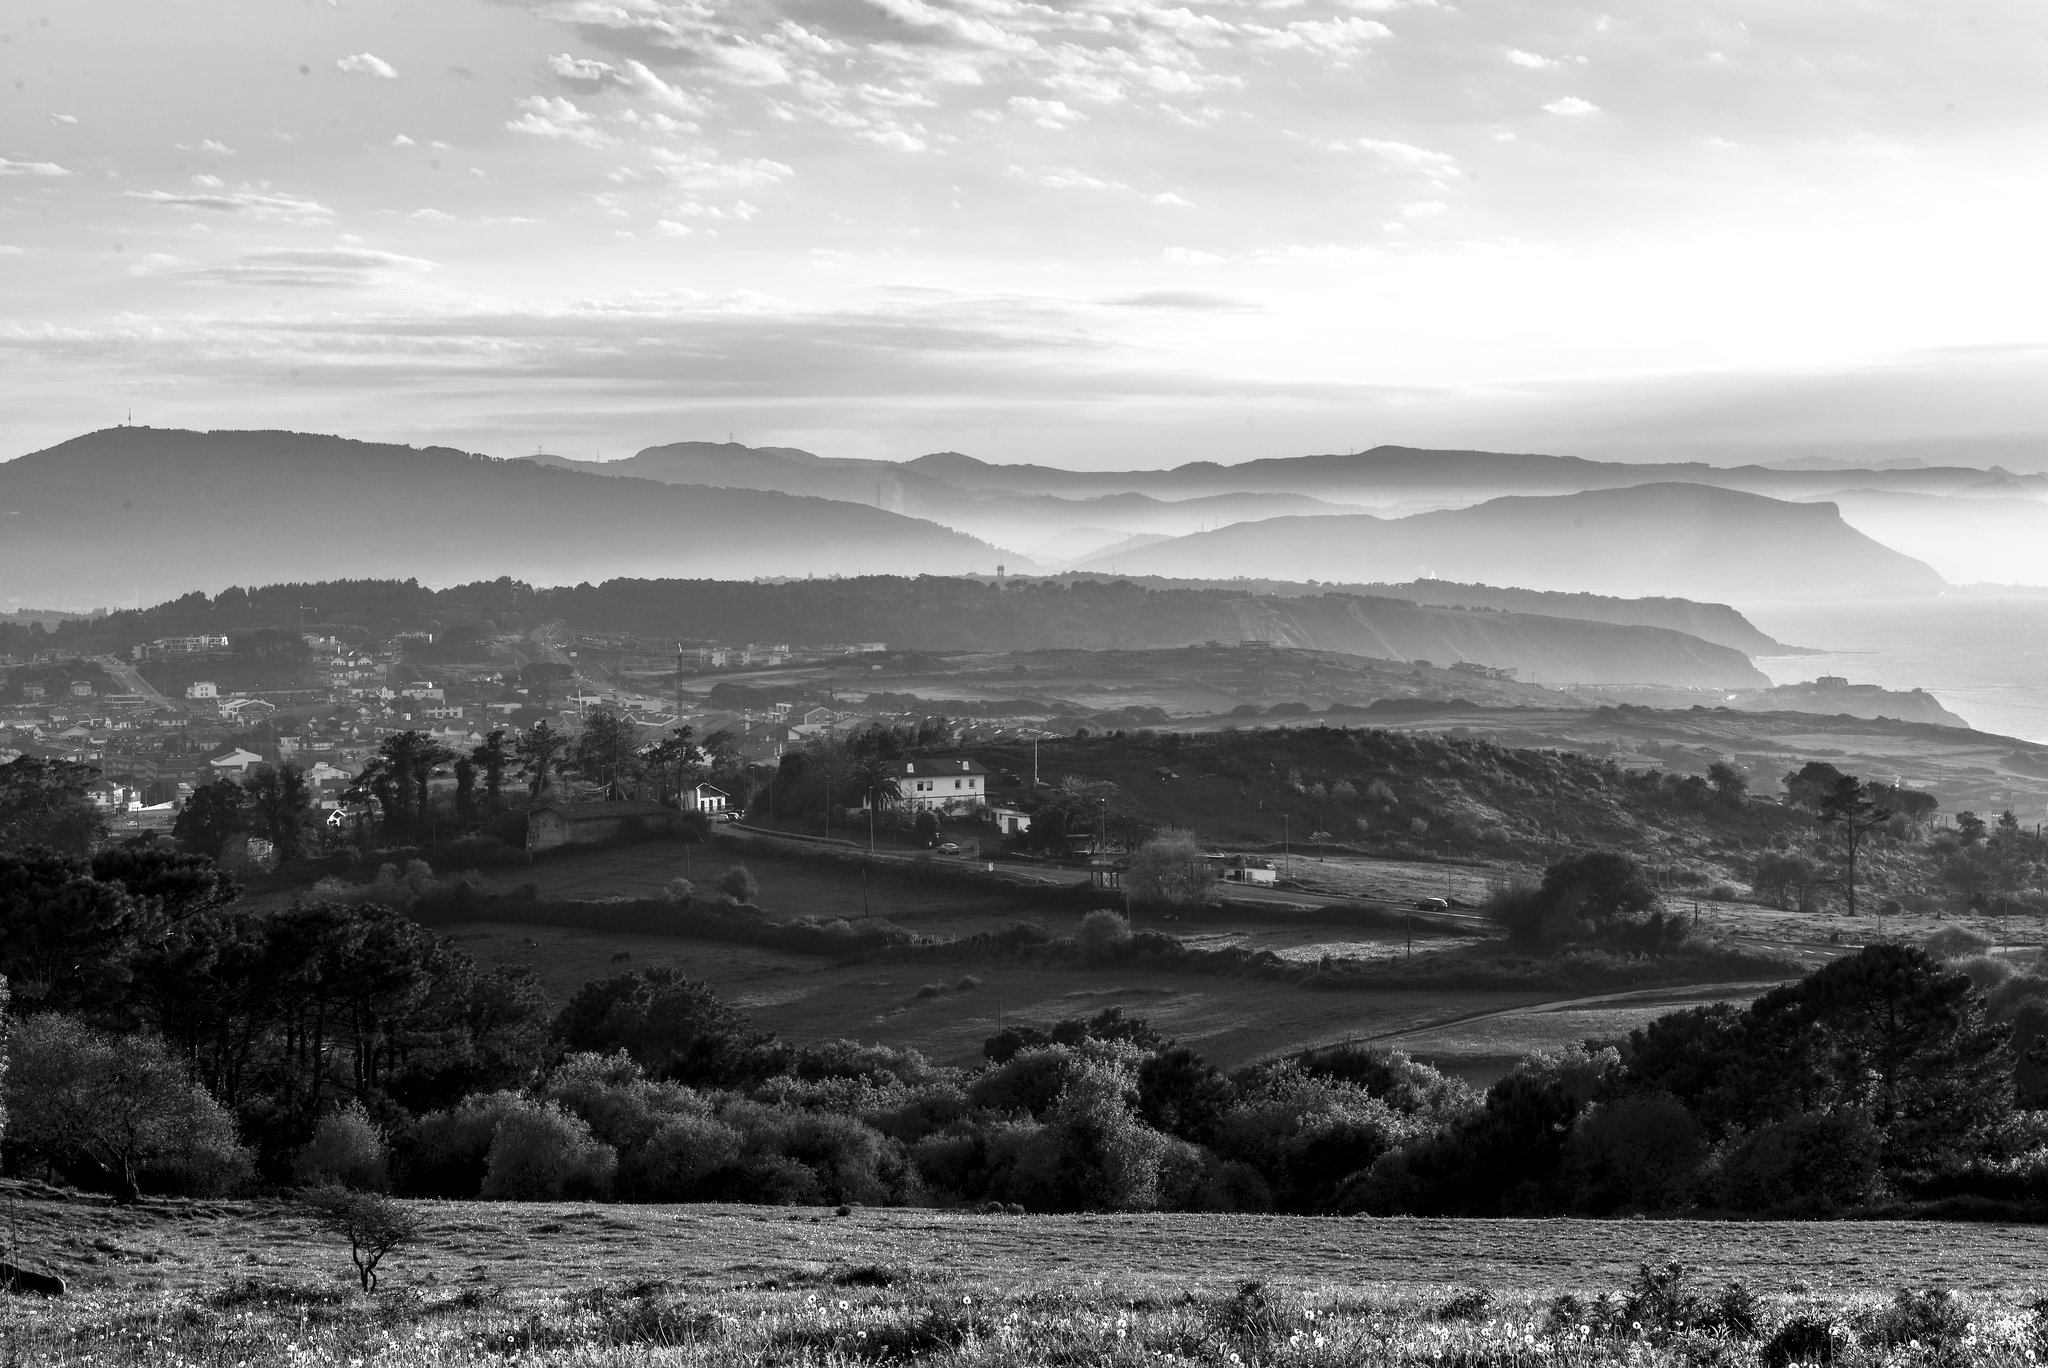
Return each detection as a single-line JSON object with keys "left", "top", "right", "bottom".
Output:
{"left": 526, "top": 437, "right": 1992, "bottom": 591}
{"left": 526, "top": 441, "right": 1348, "bottom": 555}
{"left": 1072, "top": 484, "right": 1946, "bottom": 601}
{"left": 0, "top": 428, "right": 1009, "bottom": 607}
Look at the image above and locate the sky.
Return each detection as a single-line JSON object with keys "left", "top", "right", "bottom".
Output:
{"left": 3, "top": 0, "right": 2047, "bottom": 468}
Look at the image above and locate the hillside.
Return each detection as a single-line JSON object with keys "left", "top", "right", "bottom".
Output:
{"left": 1077, "top": 484, "right": 1947, "bottom": 601}
{"left": 1048, "top": 575, "right": 1800, "bottom": 656}
{"left": 544, "top": 576, "right": 1769, "bottom": 687}
{"left": 527, "top": 441, "right": 1351, "bottom": 553}
{"left": 0, "top": 428, "right": 1010, "bottom": 607}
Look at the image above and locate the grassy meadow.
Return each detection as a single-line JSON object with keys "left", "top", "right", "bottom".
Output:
{"left": 9, "top": 1183, "right": 2048, "bottom": 1366}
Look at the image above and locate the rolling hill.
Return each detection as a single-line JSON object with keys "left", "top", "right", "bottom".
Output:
{"left": 527, "top": 441, "right": 1350, "bottom": 553}
{"left": 0, "top": 428, "right": 1012, "bottom": 607}
{"left": 1074, "top": 484, "right": 1947, "bottom": 601}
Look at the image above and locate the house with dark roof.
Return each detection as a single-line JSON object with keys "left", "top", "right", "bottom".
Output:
{"left": 896, "top": 755, "right": 989, "bottom": 814}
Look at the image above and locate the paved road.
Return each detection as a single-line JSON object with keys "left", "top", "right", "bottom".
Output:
{"left": 90, "top": 654, "right": 180, "bottom": 712}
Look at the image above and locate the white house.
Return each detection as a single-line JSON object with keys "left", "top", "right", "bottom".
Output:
{"left": 680, "top": 783, "right": 731, "bottom": 817}
{"left": 897, "top": 756, "right": 989, "bottom": 814}
{"left": 208, "top": 747, "right": 264, "bottom": 774}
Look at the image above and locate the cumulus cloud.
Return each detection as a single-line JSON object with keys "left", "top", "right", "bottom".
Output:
{"left": 1151, "top": 191, "right": 1194, "bottom": 206}
{"left": 548, "top": 52, "right": 707, "bottom": 112}
{"left": 1009, "top": 95, "right": 1082, "bottom": 127}
{"left": 1543, "top": 96, "right": 1598, "bottom": 115}
{"left": 532, "top": 1, "right": 791, "bottom": 85}
{"left": 1341, "top": 138, "right": 1456, "bottom": 168}
{"left": 1506, "top": 49, "right": 1556, "bottom": 68}
{"left": 1399, "top": 199, "right": 1448, "bottom": 216}
{"left": 506, "top": 95, "right": 615, "bottom": 145}
{"left": 0, "top": 159, "right": 76, "bottom": 177}
{"left": 336, "top": 52, "right": 401, "bottom": 79}
{"left": 392, "top": 133, "right": 418, "bottom": 146}
{"left": 648, "top": 148, "right": 795, "bottom": 189}
{"left": 48, "top": 113, "right": 78, "bottom": 125}
{"left": 1254, "top": 16, "right": 1391, "bottom": 55}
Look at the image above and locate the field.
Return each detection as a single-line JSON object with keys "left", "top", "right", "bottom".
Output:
{"left": 448, "top": 921, "right": 1552, "bottom": 1069}
{"left": 10, "top": 1182, "right": 2048, "bottom": 1365}
{"left": 433, "top": 837, "right": 1818, "bottom": 1077}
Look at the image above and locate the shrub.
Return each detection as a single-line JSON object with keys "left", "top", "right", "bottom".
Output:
{"left": 1714, "top": 1111, "right": 1883, "bottom": 1215}
{"left": 399, "top": 1092, "right": 523, "bottom": 1198}
{"left": 1436, "top": 1288, "right": 1492, "bottom": 1321}
{"left": 478, "top": 1100, "right": 617, "bottom": 1200}
{"left": 5, "top": 1014, "right": 253, "bottom": 1201}
{"left": 662, "top": 877, "right": 696, "bottom": 905}
{"left": 1869, "top": 1288, "right": 1972, "bottom": 1352}
{"left": 1563, "top": 1093, "right": 1705, "bottom": 1214}
{"left": 294, "top": 1102, "right": 391, "bottom": 1192}
{"left": 1956, "top": 955, "right": 2015, "bottom": 993}
{"left": 1762, "top": 1315, "right": 1849, "bottom": 1368}
{"left": 1078, "top": 909, "right": 1132, "bottom": 956}
{"left": 1924, "top": 927, "right": 1994, "bottom": 961}
{"left": 718, "top": 865, "right": 759, "bottom": 904}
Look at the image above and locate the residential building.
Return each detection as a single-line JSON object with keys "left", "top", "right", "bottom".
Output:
{"left": 681, "top": 783, "right": 732, "bottom": 817}
{"left": 186, "top": 681, "right": 219, "bottom": 700}
{"left": 897, "top": 756, "right": 989, "bottom": 813}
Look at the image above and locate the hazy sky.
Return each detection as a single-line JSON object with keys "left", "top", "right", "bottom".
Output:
{"left": 4, "top": 0, "right": 2046, "bottom": 467}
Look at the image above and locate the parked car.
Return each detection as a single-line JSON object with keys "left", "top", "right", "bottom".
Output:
{"left": 1413, "top": 896, "right": 1449, "bottom": 911}
{"left": 936, "top": 841, "right": 961, "bottom": 854}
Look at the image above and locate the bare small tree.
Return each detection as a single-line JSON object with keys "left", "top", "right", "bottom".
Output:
{"left": 304, "top": 1186, "right": 425, "bottom": 1292}
{"left": 1125, "top": 829, "right": 1216, "bottom": 908}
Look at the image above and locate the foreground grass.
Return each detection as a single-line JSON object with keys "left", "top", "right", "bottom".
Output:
{"left": 11, "top": 1185, "right": 2048, "bottom": 1366}
{"left": 9, "top": 1266, "right": 2048, "bottom": 1367}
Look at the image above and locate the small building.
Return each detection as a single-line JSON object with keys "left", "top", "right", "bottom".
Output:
{"left": 208, "top": 747, "right": 264, "bottom": 775}
{"left": 69, "top": 680, "right": 95, "bottom": 698}
{"left": 988, "top": 804, "right": 1033, "bottom": 837}
{"left": 680, "top": 783, "right": 732, "bottom": 817}
{"left": 527, "top": 799, "right": 688, "bottom": 853}
{"left": 1815, "top": 675, "right": 1849, "bottom": 687}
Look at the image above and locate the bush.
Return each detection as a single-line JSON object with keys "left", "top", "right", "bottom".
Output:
{"left": 1869, "top": 1288, "right": 1972, "bottom": 1352}
{"left": 5, "top": 1014, "right": 253, "bottom": 1201}
{"left": 1563, "top": 1093, "right": 1705, "bottom": 1214}
{"left": 399, "top": 1092, "right": 523, "bottom": 1197}
{"left": 1078, "top": 909, "right": 1132, "bottom": 956}
{"left": 294, "top": 1102, "right": 391, "bottom": 1192}
{"left": 1714, "top": 1111, "right": 1883, "bottom": 1215}
{"left": 1763, "top": 1315, "right": 1849, "bottom": 1368}
{"left": 662, "top": 878, "right": 696, "bottom": 905}
{"left": 478, "top": 1100, "right": 618, "bottom": 1200}
{"left": 718, "top": 865, "right": 759, "bottom": 904}
{"left": 1924, "top": 927, "right": 1994, "bottom": 961}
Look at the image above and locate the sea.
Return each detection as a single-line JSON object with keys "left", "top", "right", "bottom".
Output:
{"left": 1744, "top": 596, "right": 2048, "bottom": 745}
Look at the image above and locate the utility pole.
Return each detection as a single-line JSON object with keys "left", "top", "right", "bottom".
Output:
{"left": 1283, "top": 813, "right": 1290, "bottom": 881}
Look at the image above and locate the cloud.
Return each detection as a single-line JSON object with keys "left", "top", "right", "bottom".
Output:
{"left": 182, "top": 247, "right": 438, "bottom": 288}
{"left": 392, "top": 133, "right": 418, "bottom": 147}
{"left": 0, "top": 159, "right": 76, "bottom": 177}
{"left": 1543, "top": 96, "right": 1598, "bottom": 116}
{"left": 336, "top": 52, "right": 401, "bottom": 79}
{"left": 1399, "top": 199, "right": 1447, "bottom": 216}
{"left": 1151, "top": 191, "right": 1193, "bottom": 206}
{"left": 655, "top": 219, "right": 695, "bottom": 236}
{"left": 1255, "top": 16, "right": 1391, "bottom": 55}
{"left": 648, "top": 148, "right": 795, "bottom": 189}
{"left": 0, "top": 245, "right": 26, "bottom": 255}
{"left": 1342, "top": 137, "right": 1456, "bottom": 168}
{"left": 1009, "top": 95, "right": 1082, "bottom": 127}
{"left": 1010, "top": 166, "right": 1127, "bottom": 191}
{"left": 506, "top": 95, "right": 615, "bottom": 145}
{"left": 532, "top": 1, "right": 791, "bottom": 85}
{"left": 127, "top": 187, "right": 334, "bottom": 222}
{"left": 1105, "top": 289, "right": 1253, "bottom": 311}
{"left": 1506, "top": 49, "right": 1556, "bottom": 68}
{"left": 1162, "top": 246, "right": 1224, "bottom": 265}
{"left": 547, "top": 52, "right": 707, "bottom": 112}
{"left": 48, "top": 114, "right": 78, "bottom": 125}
